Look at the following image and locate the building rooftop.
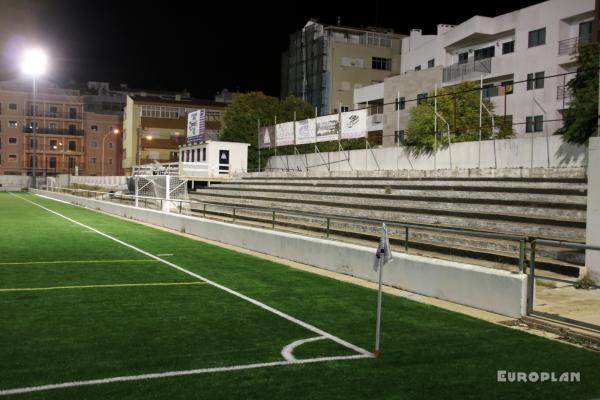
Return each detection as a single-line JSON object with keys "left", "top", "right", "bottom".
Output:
{"left": 129, "top": 95, "right": 228, "bottom": 108}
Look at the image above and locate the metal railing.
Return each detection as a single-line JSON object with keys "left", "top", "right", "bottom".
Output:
{"left": 22, "top": 127, "right": 85, "bottom": 136}
{"left": 48, "top": 187, "right": 529, "bottom": 273}
{"left": 556, "top": 85, "right": 573, "bottom": 101}
{"left": 442, "top": 58, "right": 491, "bottom": 83}
{"left": 527, "top": 238, "right": 600, "bottom": 331}
{"left": 25, "top": 111, "right": 81, "bottom": 119}
{"left": 558, "top": 36, "right": 591, "bottom": 56}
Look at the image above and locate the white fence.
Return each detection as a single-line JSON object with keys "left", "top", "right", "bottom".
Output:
{"left": 266, "top": 135, "right": 587, "bottom": 172}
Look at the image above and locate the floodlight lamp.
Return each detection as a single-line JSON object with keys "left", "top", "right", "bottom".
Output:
{"left": 21, "top": 48, "right": 48, "bottom": 77}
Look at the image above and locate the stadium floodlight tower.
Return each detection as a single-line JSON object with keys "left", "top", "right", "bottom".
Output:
{"left": 21, "top": 48, "right": 48, "bottom": 188}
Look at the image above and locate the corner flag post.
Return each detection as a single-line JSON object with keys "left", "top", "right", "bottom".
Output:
{"left": 374, "top": 223, "right": 392, "bottom": 358}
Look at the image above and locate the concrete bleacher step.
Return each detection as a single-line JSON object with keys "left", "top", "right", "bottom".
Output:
{"left": 221, "top": 178, "right": 587, "bottom": 195}
{"left": 193, "top": 189, "right": 585, "bottom": 222}
{"left": 188, "top": 194, "right": 586, "bottom": 243}
{"left": 187, "top": 205, "right": 583, "bottom": 277}
{"left": 205, "top": 185, "right": 587, "bottom": 207}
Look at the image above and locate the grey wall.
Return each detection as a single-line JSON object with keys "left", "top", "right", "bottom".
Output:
{"left": 266, "top": 135, "right": 587, "bottom": 172}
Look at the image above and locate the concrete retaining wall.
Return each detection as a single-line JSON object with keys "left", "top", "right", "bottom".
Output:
{"left": 265, "top": 135, "right": 587, "bottom": 172}
{"left": 0, "top": 176, "right": 29, "bottom": 191}
{"left": 585, "top": 137, "right": 600, "bottom": 282}
{"left": 32, "top": 189, "right": 528, "bottom": 318}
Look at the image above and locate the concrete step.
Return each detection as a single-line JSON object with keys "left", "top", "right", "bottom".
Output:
{"left": 204, "top": 184, "right": 587, "bottom": 207}
{"left": 221, "top": 179, "right": 587, "bottom": 194}
{"left": 193, "top": 189, "right": 586, "bottom": 221}
{"left": 188, "top": 194, "right": 585, "bottom": 242}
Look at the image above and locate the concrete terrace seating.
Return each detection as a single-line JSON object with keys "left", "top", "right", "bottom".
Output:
{"left": 187, "top": 171, "right": 587, "bottom": 277}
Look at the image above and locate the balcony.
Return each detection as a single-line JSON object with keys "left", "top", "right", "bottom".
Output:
{"left": 442, "top": 58, "right": 491, "bottom": 83}
{"left": 557, "top": 85, "right": 573, "bottom": 103}
{"left": 558, "top": 36, "right": 590, "bottom": 56}
{"left": 25, "top": 111, "right": 81, "bottom": 120}
{"left": 22, "top": 127, "right": 85, "bottom": 136}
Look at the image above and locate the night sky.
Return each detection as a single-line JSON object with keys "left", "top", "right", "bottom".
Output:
{"left": 1, "top": 0, "right": 542, "bottom": 99}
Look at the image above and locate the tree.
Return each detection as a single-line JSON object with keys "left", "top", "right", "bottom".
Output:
{"left": 556, "top": 42, "right": 600, "bottom": 144}
{"left": 405, "top": 81, "right": 512, "bottom": 154}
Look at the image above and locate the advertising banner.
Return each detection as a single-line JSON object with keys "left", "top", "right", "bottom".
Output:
{"left": 186, "top": 109, "right": 205, "bottom": 143}
{"left": 259, "top": 125, "right": 275, "bottom": 149}
{"left": 276, "top": 121, "right": 295, "bottom": 146}
{"left": 340, "top": 109, "right": 368, "bottom": 139}
{"left": 294, "top": 118, "right": 316, "bottom": 145}
{"left": 315, "top": 115, "right": 339, "bottom": 143}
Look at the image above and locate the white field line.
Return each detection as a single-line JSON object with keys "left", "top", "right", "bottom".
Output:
{"left": 281, "top": 336, "right": 327, "bottom": 362}
{"left": 0, "top": 281, "right": 206, "bottom": 293}
{"left": 0, "top": 259, "right": 158, "bottom": 266}
{"left": 0, "top": 354, "right": 370, "bottom": 397}
{"left": 17, "top": 194, "right": 373, "bottom": 358}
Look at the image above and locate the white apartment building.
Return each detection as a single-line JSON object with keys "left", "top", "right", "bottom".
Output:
{"left": 354, "top": 0, "right": 595, "bottom": 145}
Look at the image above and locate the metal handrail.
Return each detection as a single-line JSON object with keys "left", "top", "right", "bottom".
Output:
{"left": 51, "top": 187, "right": 529, "bottom": 272}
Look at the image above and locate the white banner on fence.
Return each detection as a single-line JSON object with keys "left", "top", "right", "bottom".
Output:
{"left": 276, "top": 121, "right": 295, "bottom": 146}
{"left": 295, "top": 119, "right": 316, "bottom": 145}
{"left": 260, "top": 125, "right": 275, "bottom": 149}
{"left": 186, "top": 109, "right": 206, "bottom": 143}
{"left": 341, "top": 109, "right": 367, "bottom": 139}
{"left": 315, "top": 115, "right": 339, "bottom": 143}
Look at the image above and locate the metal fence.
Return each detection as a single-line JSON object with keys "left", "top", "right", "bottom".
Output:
{"left": 48, "top": 187, "right": 529, "bottom": 273}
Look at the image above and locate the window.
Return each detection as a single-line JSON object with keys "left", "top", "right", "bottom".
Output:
{"left": 68, "top": 141, "right": 76, "bottom": 151}
{"left": 372, "top": 57, "right": 391, "bottom": 70}
{"left": 340, "top": 106, "right": 349, "bottom": 112}
{"left": 528, "top": 28, "right": 546, "bottom": 47}
{"left": 9, "top": 121, "right": 17, "bottom": 128}
{"left": 8, "top": 137, "right": 17, "bottom": 144}
{"left": 68, "top": 156, "right": 75, "bottom": 169}
{"left": 91, "top": 125, "right": 98, "bottom": 132}
{"left": 108, "top": 142, "right": 113, "bottom": 149}
{"left": 458, "top": 52, "right": 468, "bottom": 64}
{"left": 90, "top": 141, "right": 98, "bottom": 148}
{"left": 395, "top": 97, "right": 405, "bottom": 111}
{"left": 427, "top": 59, "right": 434, "bottom": 68}
{"left": 474, "top": 46, "right": 495, "bottom": 61}
{"left": 9, "top": 103, "right": 17, "bottom": 110}
{"left": 202, "top": 148, "right": 207, "bottom": 162}
{"left": 69, "top": 124, "right": 77, "bottom": 134}
{"left": 502, "top": 41, "right": 515, "bottom": 54}
{"left": 90, "top": 157, "right": 97, "bottom": 164}
{"left": 49, "top": 157, "right": 56, "bottom": 169}
{"left": 394, "top": 130, "right": 405, "bottom": 144}
{"left": 579, "top": 21, "right": 593, "bottom": 43}
{"left": 9, "top": 154, "right": 17, "bottom": 161}
{"left": 502, "top": 80, "right": 514, "bottom": 95}
{"left": 69, "top": 107, "right": 77, "bottom": 119}
{"left": 482, "top": 84, "right": 495, "bottom": 98}
{"left": 527, "top": 72, "right": 544, "bottom": 90}
{"left": 50, "top": 140, "right": 58, "bottom": 149}
{"left": 49, "top": 106, "right": 58, "bottom": 116}
{"left": 417, "top": 93, "right": 428, "bottom": 104}
{"left": 49, "top": 123, "right": 57, "bottom": 130}
{"left": 109, "top": 158, "right": 113, "bottom": 165}
{"left": 526, "top": 115, "right": 544, "bottom": 132}
{"left": 414, "top": 65, "right": 421, "bottom": 71}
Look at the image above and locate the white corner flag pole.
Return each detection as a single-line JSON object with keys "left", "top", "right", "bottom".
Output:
{"left": 374, "top": 222, "right": 392, "bottom": 358}
{"left": 374, "top": 251, "right": 384, "bottom": 357}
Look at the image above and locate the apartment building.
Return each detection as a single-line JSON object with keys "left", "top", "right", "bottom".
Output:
{"left": 121, "top": 95, "right": 227, "bottom": 175}
{"left": 0, "top": 79, "right": 122, "bottom": 176}
{"left": 281, "top": 19, "right": 405, "bottom": 115}
{"left": 354, "top": 0, "right": 595, "bottom": 146}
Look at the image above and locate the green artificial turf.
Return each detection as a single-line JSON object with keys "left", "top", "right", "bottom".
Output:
{"left": 0, "top": 192, "right": 598, "bottom": 399}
